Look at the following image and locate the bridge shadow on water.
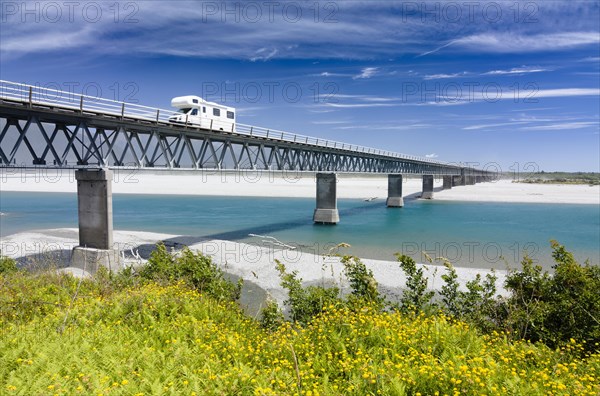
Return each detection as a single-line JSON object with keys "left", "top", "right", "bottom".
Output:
{"left": 10, "top": 190, "right": 433, "bottom": 272}
{"left": 131, "top": 190, "right": 428, "bottom": 258}
{"left": 9, "top": 190, "right": 432, "bottom": 265}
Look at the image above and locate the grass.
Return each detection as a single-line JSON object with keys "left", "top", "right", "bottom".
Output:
{"left": 1, "top": 269, "right": 599, "bottom": 395}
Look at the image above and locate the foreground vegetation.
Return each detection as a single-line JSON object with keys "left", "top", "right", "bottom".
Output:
{"left": 515, "top": 171, "right": 600, "bottom": 185}
{"left": 1, "top": 242, "right": 599, "bottom": 395}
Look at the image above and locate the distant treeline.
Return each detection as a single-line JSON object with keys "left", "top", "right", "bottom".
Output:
{"left": 500, "top": 171, "right": 600, "bottom": 185}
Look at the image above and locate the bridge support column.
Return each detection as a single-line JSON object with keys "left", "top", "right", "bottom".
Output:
{"left": 467, "top": 176, "right": 476, "bottom": 185}
{"left": 460, "top": 169, "right": 467, "bottom": 186}
{"left": 313, "top": 173, "right": 339, "bottom": 224}
{"left": 443, "top": 176, "right": 452, "bottom": 190}
{"left": 421, "top": 175, "right": 434, "bottom": 199}
{"left": 452, "top": 176, "right": 461, "bottom": 187}
{"left": 386, "top": 174, "right": 404, "bottom": 207}
{"left": 71, "top": 169, "right": 119, "bottom": 272}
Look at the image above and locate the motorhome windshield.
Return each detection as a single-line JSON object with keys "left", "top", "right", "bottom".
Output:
{"left": 177, "top": 108, "right": 192, "bottom": 114}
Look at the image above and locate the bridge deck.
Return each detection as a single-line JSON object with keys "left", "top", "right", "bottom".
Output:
{"left": 0, "top": 80, "right": 489, "bottom": 176}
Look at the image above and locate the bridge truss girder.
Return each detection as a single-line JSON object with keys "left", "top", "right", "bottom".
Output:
{"left": 0, "top": 105, "right": 476, "bottom": 176}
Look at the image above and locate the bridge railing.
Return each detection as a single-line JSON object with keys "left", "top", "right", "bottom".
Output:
{"left": 0, "top": 80, "right": 461, "bottom": 168}
{"left": 234, "top": 123, "right": 428, "bottom": 162}
{"left": 0, "top": 80, "right": 179, "bottom": 123}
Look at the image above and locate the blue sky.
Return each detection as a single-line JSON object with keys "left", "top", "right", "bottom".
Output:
{"left": 1, "top": 0, "right": 599, "bottom": 171}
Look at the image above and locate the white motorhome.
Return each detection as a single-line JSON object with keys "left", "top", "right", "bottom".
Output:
{"left": 168, "top": 95, "right": 236, "bottom": 132}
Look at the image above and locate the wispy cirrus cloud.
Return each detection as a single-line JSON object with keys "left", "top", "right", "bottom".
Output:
{"left": 335, "top": 94, "right": 398, "bottom": 102}
{"left": 311, "top": 120, "right": 351, "bottom": 125}
{"left": 421, "top": 32, "right": 599, "bottom": 57}
{"left": 423, "top": 72, "right": 469, "bottom": 80}
{"left": 2, "top": 1, "right": 599, "bottom": 61}
{"left": 353, "top": 67, "right": 380, "bottom": 79}
{"left": 521, "top": 122, "right": 599, "bottom": 131}
{"left": 325, "top": 87, "right": 599, "bottom": 112}
{"left": 463, "top": 115, "right": 599, "bottom": 132}
{"left": 333, "top": 123, "right": 431, "bottom": 131}
{"left": 533, "top": 88, "right": 600, "bottom": 98}
{"left": 483, "top": 66, "right": 550, "bottom": 75}
{"left": 325, "top": 102, "right": 396, "bottom": 109}
{"left": 316, "top": 72, "right": 355, "bottom": 78}
{"left": 420, "top": 67, "right": 549, "bottom": 80}
{"left": 249, "top": 48, "right": 280, "bottom": 62}
{"left": 463, "top": 121, "right": 530, "bottom": 131}
{"left": 0, "top": 26, "right": 98, "bottom": 54}
{"left": 442, "top": 88, "right": 600, "bottom": 103}
{"left": 452, "top": 32, "right": 600, "bottom": 53}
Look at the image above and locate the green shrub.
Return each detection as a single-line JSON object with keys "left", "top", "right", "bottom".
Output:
{"left": 461, "top": 271, "right": 499, "bottom": 332}
{"left": 0, "top": 254, "right": 18, "bottom": 274}
{"left": 441, "top": 262, "right": 500, "bottom": 331}
{"left": 502, "top": 241, "right": 600, "bottom": 352}
{"left": 395, "top": 254, "right": 435, "bottom": 313}
{"left": 545, "top": 241, "right": 600, "bottom": 350}
{"left": 259, "top": 296, "right": 285, "bottom": 332}
{"left": 440, "top": 262, "right": 461, "bottom": 317}
{"left": 139, "top": 243, "right": 242, "bottom": 302}
{"left": 341, "top": 255, "right": 383, "bottom": 307}
{"left": 275, "top": 260, "right": 341, "bottom": 325}
{"left": 502, "top": 256, "right": 552, "bottom": 343}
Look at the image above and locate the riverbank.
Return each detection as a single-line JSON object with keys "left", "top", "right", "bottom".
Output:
{"left": 0, "top": 228, "right": 509, "bottom": 310}
{"left": 1, "top": 169, "right": 598, "bottom": 204}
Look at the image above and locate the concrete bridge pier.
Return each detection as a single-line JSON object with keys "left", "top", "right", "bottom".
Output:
{"left": 452, "top": 175, "right": 461, "bottom": 187}
{"left": 443, "top": 176, "right": 452, "bottom": 190}
{"left": 386, "top": 174, "right": 404, "bottom": 207}
{"left": 467, "top": 176, "right": 476, "bottom": 185}
{"left": 313, "top": 173, "right": 340, "bottom": 224}
{"left": 460, "top": 169, "right": 467, "bottom": 186}
{"left": 71, "top": 169, "right": 119, "bottom": 272}
{"left": 421, "top": 175, "right": 434, "bottom": 199}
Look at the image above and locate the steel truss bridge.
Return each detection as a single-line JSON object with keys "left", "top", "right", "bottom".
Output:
{"left": 0, "top": 81, "right": 492, "bottom": 176}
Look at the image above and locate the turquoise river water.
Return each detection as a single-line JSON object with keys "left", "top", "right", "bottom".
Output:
{"left": 0, "top": 191, "right": 598, "bottom": 270}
